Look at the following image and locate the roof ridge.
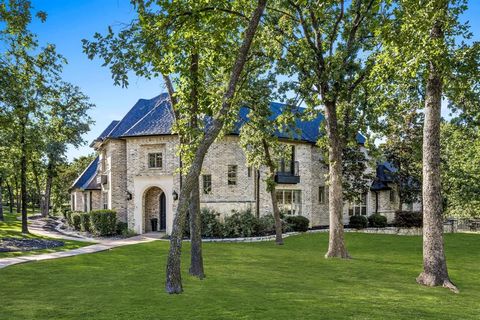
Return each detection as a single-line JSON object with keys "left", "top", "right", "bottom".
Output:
{"left": 122, "top": 95, "right": 169, "bottom": 136}
{"left": 70, "top": 156, "right": 99, "bottom": 191}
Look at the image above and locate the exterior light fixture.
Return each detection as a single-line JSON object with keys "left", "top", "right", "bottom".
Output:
{"left": 126, "top": 191, "right": 132, "bottom": 201}
{"left": 172, "top": 190, "right": 178, "bottom": 201}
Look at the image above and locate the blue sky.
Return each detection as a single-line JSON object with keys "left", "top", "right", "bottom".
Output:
{"left": 29, "top": 0, "right": 480, "bottom": 161}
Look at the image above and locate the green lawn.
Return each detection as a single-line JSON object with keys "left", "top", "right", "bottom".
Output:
{"left": 0, "top": 232, "right": 478, "bottom": 320}
{"left": 0, "top": 213, "right": 90, "bottom": 258}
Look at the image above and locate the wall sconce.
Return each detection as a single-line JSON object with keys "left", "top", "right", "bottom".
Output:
{"left": 126, "top": 191, "right": 132, "bottom": 201}
{"left": 172, "top": 190, "right": 178, "bottom": 201}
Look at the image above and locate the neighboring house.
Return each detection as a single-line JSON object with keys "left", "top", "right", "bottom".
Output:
{"left": 70, "top": 94, "right": 403, "bottom": 235}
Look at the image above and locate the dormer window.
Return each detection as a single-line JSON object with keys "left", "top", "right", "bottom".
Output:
{"left": 148, "top": 153, "right": 163, "bottom": 169}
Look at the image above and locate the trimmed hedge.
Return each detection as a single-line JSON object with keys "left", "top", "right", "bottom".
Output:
{"left": 71, "top": 212, "right": 82, "bottom": 231}
{"left": 394, "top": 211, "right": 422, "bottom": 228}
{"left": 349, "top": 215, "right": 368, "bottom": 229}
{"left": 284, "top": 215, "right": 310, "bottom": 232}
{"left": 89, "top": 210, "right": 118, "bottom": 236}
{"left": 79, "top": 212, "right": 91, "bottom": 232}
{"left": 368, "top": 213, "right": 388, "bottom": 228}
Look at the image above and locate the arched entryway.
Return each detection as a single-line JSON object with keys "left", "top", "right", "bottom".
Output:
{"left": 143, "top": 187, "right": 167, "bottom": 232}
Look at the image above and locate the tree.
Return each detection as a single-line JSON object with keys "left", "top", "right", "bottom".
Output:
{"left": 441, "top": 122, "right": 480, "bottom": 218}
{"left": 83, "top": 0, "right": 269, "bottom": 293}
{"left": 373, "top": 0, "right": 479, "bottom": 292}
{"left": 239, "top": 77, "right": 288, "bottom": 245}
{"left": 272, "top": 0, "right": 381, "bottom": 258}
{"left": 40, "top": 83, "right": 94, "bottom": 217}
{"left": 380, "top": 110, "right": 423, "bottom": 210}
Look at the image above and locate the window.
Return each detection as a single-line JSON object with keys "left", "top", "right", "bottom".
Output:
{"left": 319, "top": 186, "right": 326, "bottom": 204}
{"left": 102, "top": 192, "right": 109, "bottom": 210}
{"left": 228, "top": 165, "right": 237, "bottom": 186}
{"left": 203, "top": 174, "right": 212, "bottom": 194}
{"left": 148, "top": 153, "right": 163, "bottom": 169}
{"left": 390, "top": 189, "right": 396, "bottom": 203}
{"left": 247, "top": 166, "right": 252, "bottom": 178}
{"left": 349, "top": 193, "right": 367, "bottom": 216}
{"left": 83, "top": 193, "right": 88, "bottom": 212}
{"left": 71, "top": 194, "right": 75, "bottom": 211}
{"left": 276, "top": 189, "right": 302, "bottom": 215}
{"left": 89, "top": 191, "right": 93, "bottom": 212}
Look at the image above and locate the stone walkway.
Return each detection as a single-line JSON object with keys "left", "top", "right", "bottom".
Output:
{"left": 0, "top": 218, "right": 165, "bottom": 269}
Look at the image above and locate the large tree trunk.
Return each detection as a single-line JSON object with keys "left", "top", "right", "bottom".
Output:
{"left": 188, "top": 51, "right": 205, "bottom": 279}
{"left": 324, "top": 101, "right": 349, "bottom": 259}
{"left": 189, "top": 176, "right": 204, "bottom": 278}
{"left": 165, "top": 0, "right": 267, "bottom": 294}
{"left": 31, "top": 160, "right": 43, "bottom": 215}
{"left": 20, "top": 116, "right": 29, "bottom": 234}
{"left": 7, "top": 180, "right": 13, "bottom": 213}
{"left": 42, "top": 161, "right": 54, "bottom": 217}
{"left": 262, "top": 139, "right": 283, "bottom": 245}
{"left": 0, "top": 176, "right": 4, "bottom": 221}
{"left": 416, "top": 20, "right": 457, "bottom": 293}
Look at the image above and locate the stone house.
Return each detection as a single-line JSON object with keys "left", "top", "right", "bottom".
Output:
{"left": 70, "top": 93, "right": 405, "bottom": 235}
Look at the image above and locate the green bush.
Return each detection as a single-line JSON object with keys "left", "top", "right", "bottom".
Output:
{"left": 223, "top": 210, "right": 259, "bottom": 238}
{"left": 394, "top": 211, "right": 423, "bottom": 228}
{"left": 349, "top": 215, "right": 368, "bottom": 229}
{"left": 368, "top": 213, "right": 388, "bottom": 228}
{"left": 200, "top": 208, "right": 223, "bottom": 238}
{"left": 89, "top": 210, "right": 118, "bottom": 236}
{"left": 79, "top": 212, "right": 91, "bottom": 232}
{"left": 116, "top": 221, "right": 133, "bottom": 236}
{"left": 71, "top": 212, "right": 82, "bottom": 231}
{"left": 284, "top": 215, "right": 310, "bottom": 232}
{"left": 257, "top": 214, "right": 276, "bottom": 236}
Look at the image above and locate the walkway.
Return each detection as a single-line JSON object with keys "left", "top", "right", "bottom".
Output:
{"left": 0, "top": 218, "right": 165, "bottom": 269}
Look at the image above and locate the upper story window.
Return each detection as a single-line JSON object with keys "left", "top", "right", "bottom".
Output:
{"left": 228, "top": 165, "right": 237, "bottom": 186}
{"left": 148, "top": 153, "right": 163, "bottom": 169}
{"left": 203, "top": 174, "right": 212, "bottom": 194}
{"left": 319, "top": 186, "right": 326, "bottom": 204}
{"left": 349, "top": 193, "right": 367, "bottom": 216}
{"left": 390, "top": 189, "right": 396, "bottom": 203}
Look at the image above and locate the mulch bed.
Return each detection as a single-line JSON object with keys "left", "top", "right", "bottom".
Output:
{"left": 0, "top": 238, "right": 65, "bottom": 252}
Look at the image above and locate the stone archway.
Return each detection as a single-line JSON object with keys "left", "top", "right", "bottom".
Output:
{"left": 143, "top": 186, "right": 165, "bottom": 232}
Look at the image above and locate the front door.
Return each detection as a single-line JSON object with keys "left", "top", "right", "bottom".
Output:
{"left": 159, "top": 192, "right": 166, "bottom": 231}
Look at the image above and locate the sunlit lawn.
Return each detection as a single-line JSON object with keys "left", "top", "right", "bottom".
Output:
{"left": 0, "top": 231, "right": 478, "bottom": 319}
{"left": 0, "top": 212, "right": 90, "bottom": 258}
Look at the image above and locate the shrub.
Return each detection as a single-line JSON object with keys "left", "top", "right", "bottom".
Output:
{"left": 64, "top": 210, "right": 72, "bottom": 224}
{"left": 200, "top": 208, "right": 223, "bottom": 238}
{"left": 284, "top": 215, "right": 310, "bottom": 232}
{"left": 89, "top": 210, "right": 118, "bottom": 236}
{"left": 71, "top": 212, "right": 82, "bottom": 231}
{"left": 394, "top": 211, "right": 422, "bottom": 228}
{"left": 349, "top": 215, "right": 368, "bottom": 229}
{"left": 368, "top": 213, "right": 388, "bottom": 228}
{"left": 116, "top": 221, "right": 128, "bottom": 235}
{"left": 223, "top": 209, "right": 259, "bottom": 238}
{"left": 256, "top": 214, "right": 276, "bottom": 236}
{"left": 79, "top": 212, "right": 91, "bottom": 232}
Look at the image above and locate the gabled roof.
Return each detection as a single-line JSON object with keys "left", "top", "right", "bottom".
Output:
{"left": 93, "top": 93, "right": 366, "bottom": 145}
{"left": 370, "top": 162, "right": 395, "bottom": 191}
{"left": 70, "top": 156, "right": 101, "bottom": 191}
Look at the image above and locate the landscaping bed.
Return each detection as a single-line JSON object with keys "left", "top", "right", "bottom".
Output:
{"left": 0, "top": 238, "right": 65, "bottom": 252}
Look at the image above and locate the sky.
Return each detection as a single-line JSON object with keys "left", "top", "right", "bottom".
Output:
{"left": 29, "top": 0, "right": 480, "bottom": 161}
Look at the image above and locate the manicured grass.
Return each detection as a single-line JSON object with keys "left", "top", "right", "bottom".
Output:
{"left": 0, "top": 213, "right": 90, "bottom": 258}
{"left": 0, "top": 232, "right": 478, "bottom": 319}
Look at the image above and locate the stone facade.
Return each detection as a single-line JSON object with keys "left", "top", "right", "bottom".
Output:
{"left": 76, "top": 134, "right": 404, "bottom": 235}
{"left": 70, "top": 190, "right": 102, "bottom": 212}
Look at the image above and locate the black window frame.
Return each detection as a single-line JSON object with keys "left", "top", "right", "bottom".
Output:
{"left": 203, "top": 174, "right": 212, "bottom": 194}
{"left": 227, "top": 165, "right": 237, "bottom": 186}
{"left": 148, "top": 152, "right": 163, "bottom": 169}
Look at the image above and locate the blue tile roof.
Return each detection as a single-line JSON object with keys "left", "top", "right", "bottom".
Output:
{"left": 94, "top": 93, "right": 366, "bottom": 145}
{"left": 370, "top": 162, "right": 395, "bottom": 191}
{"left": 97, "top": 120, "right": 120, "bottom": 140}
{"left": 70, "top": 156, "right": 101, "bottom": 191}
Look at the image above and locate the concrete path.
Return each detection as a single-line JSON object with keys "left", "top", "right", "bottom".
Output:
{"left": 0, "top": 218, "right": 165, "bottom": 269}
